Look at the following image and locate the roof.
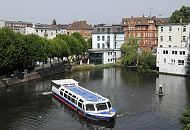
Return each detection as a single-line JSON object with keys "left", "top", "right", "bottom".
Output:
{"left": 52, "top": 79, "right": 79, "bottom": 85}
{"left": 67, "top": 21, "right": 94, "bottom": 30}
{"left": 122, "top": 16, "right": 169, "bottom": 26}
{"left": 5, "top": 20, "right": 32, "bottom": 25}
{"left": 92, "top": 24, "right": 124, "bottom": 34}
{"left": 88, "top": 48, "right": 115, "bottom": 53}
{"left": 35, "top": 24, "right": 69, "bottom": 30}
{"left": 67, "top": 86, "right": 106, "bottom": 102}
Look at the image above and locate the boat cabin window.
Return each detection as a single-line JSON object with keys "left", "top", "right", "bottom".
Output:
{"left": 78, "top": 102, "right": 82, "bottom": 109}
{"left": 65, "top": 91, "right": 68, "bottom": 94}
{"left": 72, "top": 95, "right": 77, "bottom": 104}
{"left": 107, "top": 102, "right": 111, "bottom": 109}
{"left": 86, "top": 104, "right": 95, "bottom": 111}
{"left": 61, "top": 89, "right": 64, "bottom": 91}
{"left": 60, "top": 91, "right": 63, "bottom": 96}
{"left": 68, "top": 93, "right": 72, "bottom": 100}
{"left": 64, "top": 93, "right": 67, "bottom": 98}
{"left": 79, "top": 99, "right": 84, "bottom": 103}
{"left": 96, "top": 103, "right": 107, "bottom": 111}
{"left": 52, "top": 82, "right": 60, "bottom": 89}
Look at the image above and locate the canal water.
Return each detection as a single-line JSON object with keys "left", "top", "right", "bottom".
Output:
{"left": 0, "top": 67, "right": 190, "bottom": 130}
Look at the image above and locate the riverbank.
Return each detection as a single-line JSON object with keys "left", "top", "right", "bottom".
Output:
{"left": 0, "top": 63, "right": 71, "bottom": 87}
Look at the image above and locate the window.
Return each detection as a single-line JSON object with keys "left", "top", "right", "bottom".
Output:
{"left": 169, "top": 45, "right": 171, "bottom": 47}
{"left": 86, "top": 104, "right": 95, "bottom": 111}
{"left": 160, "top": 45, "right": 163, "bottom": 48}
{"left": 102, "top": 36, "right": 105, "bottom": 41}
{"left": 183, "top": 26, "right": 186, "bottom": 32}
{"left": 178, "top": 60, "right": 184, "bottom": 65}
{"left": 97, "top": 43, "right": 100, "bottom": 48}
{"left": 171, "top": 59, "right": 175, "bottom": 63}
{"left": 36, "top": 30, "right": 38, "bottom": 33}
{"left": 60, "top": 91, "right": 63, "bottom": 96}
{"left": 78, "top": 99, "right": 84, "bottom": 109}
{"left": 183, "top": 36, "right": 186, "bottom": 42}
{"left": 169, "top": 26, "right": 172, "bottom": 31}
{"left": 169, "top": 36, "right": 172, "bottom": 41}
{"left": 97, "top": 36, "right": 100, "bottom": 41}
{"left": 164, "top": 59, "right": 166, "bottom": 63}
{"left": 160, "top": 36, "right": 163, "bottom": 41}
{"left": 97, "top": 28, "right": 100, "bottom": 32}
{"left": 96, "top": 103, "right": 107, "bottom": 111}
{"left": 172, "top": 51, "right": 177, "bottom": 55}
{"left": 163, "top": 50, "right": 168, "bottom": 54}
{"left": 64, "top": 93, "right": 67, "bottom": 98}
{"left": 107, "top": 102, "right": 112, "bottom": 109}
{"left": 161, "top": 27, "right": 163, "bottom": 32}
{"left": 180, "top": 51, "right": 185, "bottom": 55}
{"left": 41, "top": 30, "right": 43, "bottom": 32}
{"left": 102, "top": 43, "right": 105, "bottom": 48}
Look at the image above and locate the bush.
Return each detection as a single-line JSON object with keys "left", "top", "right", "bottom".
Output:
{"left": 180, "top": 109, "right": 190, "bottom": 130}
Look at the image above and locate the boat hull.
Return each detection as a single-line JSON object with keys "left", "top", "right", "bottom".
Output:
{"left": 52, "top": 92, "right": 116, "bottom": 121}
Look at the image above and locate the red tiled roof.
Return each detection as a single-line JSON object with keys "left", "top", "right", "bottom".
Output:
{"left": 67, "top": 21, "right": 94, "bottom": 30}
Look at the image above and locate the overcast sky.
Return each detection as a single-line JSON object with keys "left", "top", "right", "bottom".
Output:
{"left": 0, "top": 0, "right": 189, "bottom": 25}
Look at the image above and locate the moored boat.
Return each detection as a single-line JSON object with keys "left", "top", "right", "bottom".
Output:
{"left": 51, "top": 79, "right": 116, "bottom": 121}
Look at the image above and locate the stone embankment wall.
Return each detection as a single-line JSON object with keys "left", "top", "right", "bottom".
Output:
{"left": 1, "top": 64, "right": 71, "bottom": 87}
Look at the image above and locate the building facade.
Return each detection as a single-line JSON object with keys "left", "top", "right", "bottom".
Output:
{"left": 0, "top": 20, "right": 33, "bottom": 34}
{"left": 88, "top": 24, "right": 124, "bottom": 64}
{"left": 122, "top": 16, "right": 168, "bottom": 51}
{"left": 34, "top": 24, "right": 68, "bottom": 39}
{"left": 66, "top": 21, "right": 94, "bottom": 41}
{"left": 156, "top": 23, "right": 190, "bottom": 75}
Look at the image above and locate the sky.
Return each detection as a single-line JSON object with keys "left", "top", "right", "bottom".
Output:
{"left": 0, "top": 0, "right": 189, "bottom": 25}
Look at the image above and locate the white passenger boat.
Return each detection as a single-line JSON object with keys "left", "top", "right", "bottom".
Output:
{"left": 51, "top": 79, "right": 116, "bottom": 121}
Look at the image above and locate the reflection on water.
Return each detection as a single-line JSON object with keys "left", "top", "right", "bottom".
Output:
{"left": 52, "top": 97, "right": 116, "bottom": 129}
{"left": 0, "top": 68, "right": 190, "bottom": 130}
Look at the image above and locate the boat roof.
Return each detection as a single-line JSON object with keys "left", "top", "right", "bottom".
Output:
{"left": 52, "top": 79, "right": 79, "bottom": 85}
{"left": 67, "top": 85, "right": 106, "bottom": 102}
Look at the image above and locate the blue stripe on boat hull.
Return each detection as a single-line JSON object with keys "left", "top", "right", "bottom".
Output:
{"left": 52, "top": 92, "right": 115, "bottom": 121}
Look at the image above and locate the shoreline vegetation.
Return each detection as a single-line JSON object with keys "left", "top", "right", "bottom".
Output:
{"left": 180, "top": 109, "right": 190, "bottom": 130}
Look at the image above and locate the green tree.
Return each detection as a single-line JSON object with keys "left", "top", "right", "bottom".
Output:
{"left": 87, "top": 37, "right": 92, "bottom": 49}
{"left": 71, "top": 32, "right": 87, "bottom": 52}
{"left": 170, "top": 6, "right": 190, "bottom": 23}
{"left": 186, "top": 53, "right": 190, "bottom": 77}
{"left": 138, "top": 51, "right": 156, "bottom": 71}
{"left": 120, "top": 36, "right": 138, "bottom": 66}
{"left": 0, "top": 27, "right": 25, "bottom": 72}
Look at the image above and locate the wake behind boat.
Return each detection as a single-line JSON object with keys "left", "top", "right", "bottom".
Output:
{"left": 51, "top": 79, "right": 116, "bottom": 121}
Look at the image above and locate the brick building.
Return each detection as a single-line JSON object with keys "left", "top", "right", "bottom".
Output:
{"left": 66, "top": 21, "right": 94, "bottom": 41}
{"left": 122, "top": 16, "right": 168, "bottom": 50}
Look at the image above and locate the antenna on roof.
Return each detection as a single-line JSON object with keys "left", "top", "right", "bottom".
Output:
{"left": 149, "top": 8, "right": 152, "bottom": 17}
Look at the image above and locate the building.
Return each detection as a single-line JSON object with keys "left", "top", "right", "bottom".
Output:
{"left": 122, "top": 16, "right": 168, "bottom": 51}
{"left": 66, "top": 21, "right": 94, "bottom": 41}
{"left": 34, "top": 24, "right": 68, "bottom": 39}
{"left": 0, "top": 20, "right": 33, "bottom": 34}
{"left": 156, "top": 23, "right": 190, "bottom": 75}
{"left": 88, "top": 24, "right": 125, "bottom": 64}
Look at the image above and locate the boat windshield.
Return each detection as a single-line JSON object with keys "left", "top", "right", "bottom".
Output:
{"left": 107, "top": 102, "right": 111, "bottom": 109}
{"left": 86, "top": 104, "right": 95, "bottom": 111}
{"left": 96, "top": 103, "right": 107, "bottom": 111}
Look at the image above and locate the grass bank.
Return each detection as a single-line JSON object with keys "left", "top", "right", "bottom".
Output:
{"left": 71, "top": 63, "right": 122, "bottom": 73}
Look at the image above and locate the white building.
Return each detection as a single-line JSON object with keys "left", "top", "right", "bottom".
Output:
{"left": 88, "top": 24, "right": 124, "bottom": 64}
{"left": 157, "top": 23, "right": 190, "bottom": 75}
{"left": 0, "top": 20, "right": 33, "bottom": 34}
{"left": 34, "top": 24, "right": 68, "bottom": 39}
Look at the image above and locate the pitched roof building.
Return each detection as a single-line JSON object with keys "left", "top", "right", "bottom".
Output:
{"left": 67, "top": 21, "right": 94, "bottom": 41}
{"left": 122, "top": 16, "right": 168, "bottom": 50}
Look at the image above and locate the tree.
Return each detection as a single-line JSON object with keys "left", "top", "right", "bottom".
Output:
{"left": 120, "top": 36, "right": 138, "bottom": 66}
{"left": 71, "top": 32, "right": 87, "bottom": 52}
{"left": 0, "top": 27, "right": 25, "bottom": 73}
{"left": 52, "top": 19, "right": 57, "bottom": 25}
{"left": 138, "top": 51, "right": 156, "bottom": 71}
{"left": 170, "top": 6, "right": 190, "bottom": 23}
{"left": 87, "top": 37, "right": 92, "bottom": 49}
{"left": 186, "top": 53, "right": 190, "bottom": 77}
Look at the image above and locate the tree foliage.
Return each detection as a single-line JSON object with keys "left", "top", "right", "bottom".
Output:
{"left": 170, "top": 6, "right": 190, "bottom": 23}
{"left": 52, "top": 19, "right": 57, "bottom": 25}
{"left": 71, "top": 32, "right": 87, "bottom": 52}
{"left": 120, "top": 36, "right": 138, "bottom": 66}
{"left": 138, "top": 51, "right": 156, "bottom": 71}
